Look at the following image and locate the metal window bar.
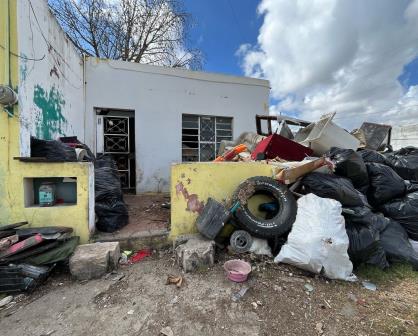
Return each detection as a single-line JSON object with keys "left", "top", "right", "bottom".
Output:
{"left": 182, "top": 115, "right": 233, "bottom": 162}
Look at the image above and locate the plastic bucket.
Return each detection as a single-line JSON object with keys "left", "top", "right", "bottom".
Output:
{"left": 223, "top": 259, "right": 252, "bottom": 282}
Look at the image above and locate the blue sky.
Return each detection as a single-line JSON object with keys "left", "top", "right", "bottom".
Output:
{"left": 183, "top": 0, "right": 262, "bottom": 76}
{"left": 184, "top": 0, "right": 418, "bottom": 127}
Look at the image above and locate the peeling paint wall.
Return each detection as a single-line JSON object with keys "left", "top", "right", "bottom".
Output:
{"left": 170, "top": 162, "right": 275, "bottom": 238}
{"left": 17, "top": 0, "right": 84, "bottom": 155}
{"left": 85, "top": 58, "right": 270, "bottom": 193}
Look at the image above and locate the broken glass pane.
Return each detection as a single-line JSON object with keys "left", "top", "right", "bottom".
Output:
{"left": 182, "top": 115, "right": 199, "bottom": 129}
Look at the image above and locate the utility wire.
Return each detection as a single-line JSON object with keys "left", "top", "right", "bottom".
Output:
{"left": 28, "top": 0, "right": 83, "bottom": 89}
{"left": 0, "top": 43, "right": 45, "bottom": 61}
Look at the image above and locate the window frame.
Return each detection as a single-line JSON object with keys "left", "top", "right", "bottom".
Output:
{"left": 182, "top": 114, "right": 233, "bottom": 162}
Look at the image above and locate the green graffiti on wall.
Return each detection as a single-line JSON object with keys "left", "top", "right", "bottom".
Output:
{"left": 33, "top": 85, "right": 66, "bottom": 139}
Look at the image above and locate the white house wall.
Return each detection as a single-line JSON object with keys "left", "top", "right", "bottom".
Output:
{"left": 85, "top": 58, "right": 270, "bottom": 193}
{"left": 17, "top": 0, "right": 84, "bottom": 156}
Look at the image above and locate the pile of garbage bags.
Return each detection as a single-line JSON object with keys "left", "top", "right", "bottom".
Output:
{"left": 299, "top": 147, "right": 418, "bottom": 271}
{"left": 205, "top": 117, "right": 418, "bottom": 278}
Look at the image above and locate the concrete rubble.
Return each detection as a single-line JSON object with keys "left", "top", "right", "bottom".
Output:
{"left": 175, "top": 234, "right": 215, "bottom": 272}
{"left": 69, "top": 242, "right": 121, "bottom": 280}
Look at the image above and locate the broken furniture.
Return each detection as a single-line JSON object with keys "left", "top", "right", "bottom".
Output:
{"left": 251, "top": 133, "right": 313, "bottom": 161}
{"left": 294, "top": 113, "right": 360, "bottom": 155}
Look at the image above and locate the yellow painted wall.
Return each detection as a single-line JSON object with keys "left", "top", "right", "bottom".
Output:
{"left": 0, "top": 0, "right": 91, "bottom": 243}
{"left": 170, "top": 162, "right": 276, "bottom": 238}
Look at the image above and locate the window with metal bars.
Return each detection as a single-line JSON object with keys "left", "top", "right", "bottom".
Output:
{"left": 182, "top": 114, "right": 233, "bottom": 162}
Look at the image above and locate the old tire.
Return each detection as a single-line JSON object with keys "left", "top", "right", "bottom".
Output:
{"left": 232, "top": 176, "right": 297, "bottom": 238}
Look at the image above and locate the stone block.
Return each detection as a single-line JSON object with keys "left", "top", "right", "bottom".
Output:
{"left": 175, "top": 235, "right": 215, "bottom": 272}
{"left": 69, "top": 242, "right": 120, "bottom": 280}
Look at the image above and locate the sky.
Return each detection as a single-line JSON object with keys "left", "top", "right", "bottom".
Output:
{"left": 183, "top": 0, "right": 418, "bottom": 129}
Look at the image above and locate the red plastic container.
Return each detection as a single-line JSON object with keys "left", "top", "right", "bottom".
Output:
{"left": 251, "top": 134, "right": 313, "bottom": 161}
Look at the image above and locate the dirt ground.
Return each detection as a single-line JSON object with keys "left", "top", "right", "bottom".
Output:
{"left": 1, "top": 251, "right": 417, "bottom": 336}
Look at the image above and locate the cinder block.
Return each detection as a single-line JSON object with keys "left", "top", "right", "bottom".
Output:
{"left": 69, "top": 242, "right": 120, "bottom": 280}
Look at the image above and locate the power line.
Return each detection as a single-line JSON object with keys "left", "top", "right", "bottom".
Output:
{"left": 226, "top": 0, "right": 247, "bottom": 43}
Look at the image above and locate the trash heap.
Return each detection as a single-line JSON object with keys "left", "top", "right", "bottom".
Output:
{"left": 0, "top": 222, "right": 79, "bottom": 293}
{"left": 192, "top": 115, "right": 418, "bottom": 281}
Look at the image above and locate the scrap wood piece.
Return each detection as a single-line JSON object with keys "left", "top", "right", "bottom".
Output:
{"left": 0, "top": 234, "right": 43, "bottom": 259}
{"left": 0, "top": 234, "right": 18, "bottom": 251}
{"left": 276, "top": 157, "right": 328, "bottom": 184}
{"left": 0, "top": 221, "right": 28, "bottom": 231}
{"left": 166, "top": 274, "right": 184, "bottom": 288}
{"left": 0, "top": 230, "right": 17, "bottom": 239}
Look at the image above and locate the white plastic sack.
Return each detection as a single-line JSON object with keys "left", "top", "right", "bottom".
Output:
{"left": 249, "top": 238, "right": 272, "bottom": 257}
{"left": 410, "top": 239, "right": 418, "bottom": 254}
{"left": 275, "top": 193, "right": 356, "bottom": 281}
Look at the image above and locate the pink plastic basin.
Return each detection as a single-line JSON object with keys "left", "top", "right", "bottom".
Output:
{"left": 224, "top": 259, "right": 252, "bottom": 282}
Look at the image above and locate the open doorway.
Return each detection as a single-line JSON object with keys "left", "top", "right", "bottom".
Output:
{"left": 95, "top": 108, "right": 136, "bottom": 193}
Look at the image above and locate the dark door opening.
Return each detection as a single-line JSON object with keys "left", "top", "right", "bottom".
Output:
{"left": 96, "top": 108, "right": 136, "bottom": 193}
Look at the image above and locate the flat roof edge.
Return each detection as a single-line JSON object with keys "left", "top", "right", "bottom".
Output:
{"left": 87, "top": 57, "right": 271, "bottom": 88}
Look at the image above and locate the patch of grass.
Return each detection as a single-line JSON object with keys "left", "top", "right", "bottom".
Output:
{"left": 356, "top": 263, "right": 418, "bottom": 285}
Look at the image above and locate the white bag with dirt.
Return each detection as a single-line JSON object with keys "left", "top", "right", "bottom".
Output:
{"left": 275, "top": 193, "right": 356, "bottom": 281}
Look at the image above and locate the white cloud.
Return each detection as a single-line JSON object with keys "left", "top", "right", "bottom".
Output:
{"left": 239, "top": 0, "right": 418, "bottom": 129}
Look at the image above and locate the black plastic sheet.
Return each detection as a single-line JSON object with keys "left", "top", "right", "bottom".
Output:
{"left": 31, "top": 137, "right": 77, "bottom": 161}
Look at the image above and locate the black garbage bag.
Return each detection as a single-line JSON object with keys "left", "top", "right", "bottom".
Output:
{"left": 95, "top": 156, "right": 124, "bottom": 201}
{"left": 385, "top": 147, "right": 418, "bottom": 181}
{"left": 94, "top": 155, "right": 128, "bottom": 233}
{"left": 301, "top": 172, "right": 364, "bottom": 207}
{"left": 366, "top": 163, "right": 406, "bottom": 206}
{"left": 379, "top": 220, "right": 418, "bottom": 270}
{"left": 344, "top": 222, "right": 388, "bottom": 269}
{"left": 328, "top": 147, "right": 369, "bottom": 193}
{"left": 380, "top": 191, "right": 418, "bottom": 241}
{"left": 95, "top": 199, "right": 129, "bottom": 233}
{"left": 31, "top": 137, "right": 77, "bottom": 162}
{"left": 358, "top": 149, "right": 389, "bottom": 165}
{"left": 405, "top": 180, "right": 418, "bottom": 193}
{"left": 343, "top": 206, "right": 389, "bottom": 233}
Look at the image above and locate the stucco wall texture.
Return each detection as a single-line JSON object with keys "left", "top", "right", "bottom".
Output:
{"left": 85, "top": 58, "right": 271, "bottom": 193}
{"left": 17, "top": 0, "right": 84, "bottom": 156}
